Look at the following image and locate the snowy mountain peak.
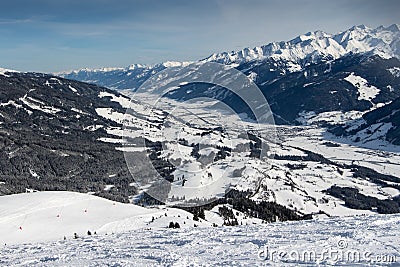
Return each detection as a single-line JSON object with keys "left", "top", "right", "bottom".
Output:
{"left": 127, "top": 63, "right": 147, "bottom": 70}
{"left": 294, "top": 30, "right": 330, "bottom": 43}
{"left": 386, "top": 23, "right": 400, "bottom": 32}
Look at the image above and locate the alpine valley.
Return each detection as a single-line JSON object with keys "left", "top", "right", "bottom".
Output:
{"left": 1, "top": 25, "right": 400, "bottom": 263}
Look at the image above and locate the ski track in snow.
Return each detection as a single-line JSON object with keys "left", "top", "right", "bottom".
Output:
{"left": 1, "top": 214, "right": 399, "bottom": 266}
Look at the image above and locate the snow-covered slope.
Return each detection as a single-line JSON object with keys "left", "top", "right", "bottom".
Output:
{"left": 0, "top": 68, "right": 19, "bottom": 77}
{"left": 330, "top": 95, "right": 400, "bottom": 145}
{"left": 0, "top": 71, "right": 139, "bottom": 200}
{"left": 344, "top": 72, "right": 381, "bottom": 101}
{"left": 0, "top": 191, "right": 211, "bottom": 245}
{"left": 2, "top": 212, "right": 399, "bottom": 266}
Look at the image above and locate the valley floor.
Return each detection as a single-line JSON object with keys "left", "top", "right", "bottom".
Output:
{"left": 1, "top": 213, "right": 399, "bottom": 266}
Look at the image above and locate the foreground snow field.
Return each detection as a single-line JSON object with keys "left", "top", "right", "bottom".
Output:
{"left": 1, "top": 213, "right": 399, "bottom": 266}
{"left": 0, "top": 192, "right": 211, "bottom": 246}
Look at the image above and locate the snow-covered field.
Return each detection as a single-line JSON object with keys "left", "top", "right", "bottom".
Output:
{"left": 1, "top": 212, "right": 399, "bottom": 266}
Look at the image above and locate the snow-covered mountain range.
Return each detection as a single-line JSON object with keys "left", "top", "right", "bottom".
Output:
{"left": 60, "top": 24, "right": 400, "bottom": 151}
{"left": 202, "top": 24, "right": 400, "bottom": 65}
{"left": 1, "top": 24, "right": 400, "bottom": 248}
{"left": 61, "top": 24, "right": 400, "bottom": 90}
{"left": 60, "top": 25, "right": 400, "bottom": 119}
{"left": 59, "top": 61, "right": 192, "bottom": 92}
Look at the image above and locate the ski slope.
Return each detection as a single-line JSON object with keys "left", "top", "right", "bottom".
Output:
{"left": 1, "top": 213, "right": 399, "bottom": 266}
{"left": 0, "top": 192, "right": 211, "bottom": 245}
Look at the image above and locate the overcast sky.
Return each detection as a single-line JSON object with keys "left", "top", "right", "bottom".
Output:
{"left": 0, "top": 0, "right": 399, "bottom": 72}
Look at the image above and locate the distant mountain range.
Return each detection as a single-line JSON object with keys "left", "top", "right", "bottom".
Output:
{"left": 60, "top": 25, "right": 400, "bottom": 144}
{"left": 61, "top": 24, "right": 400, "bottom": 90}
